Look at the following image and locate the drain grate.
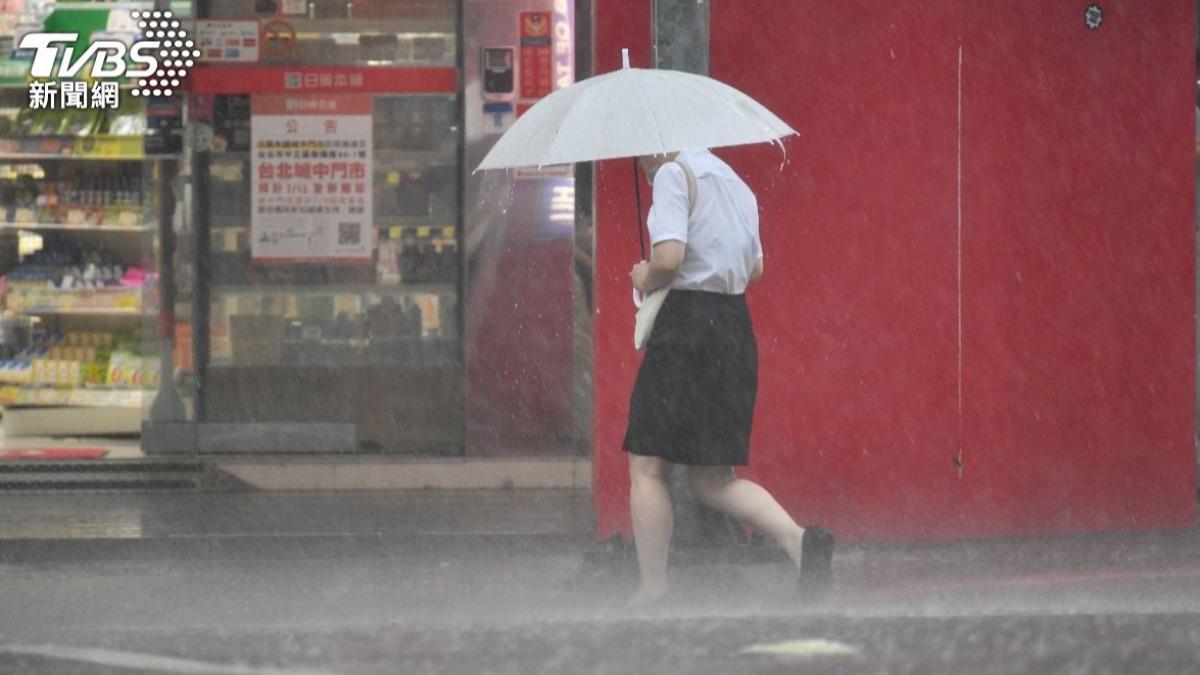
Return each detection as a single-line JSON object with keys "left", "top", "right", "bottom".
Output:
{"left": 0, "top": 479, "right": 197, "bottom": 491}
{"left": 0, "top": 461, "right": 205, "bottom": 474}
{"left": 0, "top": 460, "right": 211, "bottom": 492}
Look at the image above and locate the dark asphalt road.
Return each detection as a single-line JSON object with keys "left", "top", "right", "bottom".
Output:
{"left": 4, "top": 612, "right": 1200, "bottom": 674}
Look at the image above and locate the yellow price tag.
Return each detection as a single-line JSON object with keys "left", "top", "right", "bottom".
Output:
{"left": 387, "top": 171, "right": 401, "bottom": 185}
{"left": 390, "top": 226, "right": 402, "bottom": 240}
{"left": 212, "top": 163, "right": 244, "bottom": 182}
{"left": 417, "top": 226, "right": 431, "bottom": 237}
{"left": 335, "top": 295, "right": 358, "bottom": 314}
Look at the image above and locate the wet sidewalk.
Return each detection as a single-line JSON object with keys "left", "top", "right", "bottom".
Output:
{"left": 2, "top": 524, "right": 1198, "bottom": 675}
{"left": 1, "top": 487, "right": 1198, "bottom": 616}
{"left": 0, "top": 489, "right": 593, "bottom": 562}
{"left": 0, "top": 491, "right": 1198, "bottom": 640}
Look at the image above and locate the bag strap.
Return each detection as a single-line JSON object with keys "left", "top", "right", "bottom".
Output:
{"left": 634, "top": 158, "right": 696, "bottom": 310}
{"left": 673, "top": 158, "right": 698, "bottom": 215}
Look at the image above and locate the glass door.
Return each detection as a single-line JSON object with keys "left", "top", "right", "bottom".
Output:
{"left": 186, "top": 0, "right": 462, "bottom": 454}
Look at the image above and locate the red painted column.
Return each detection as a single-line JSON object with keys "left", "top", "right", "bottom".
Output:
{"left": 592, "top": 0, "right": 653, "bottom": 539}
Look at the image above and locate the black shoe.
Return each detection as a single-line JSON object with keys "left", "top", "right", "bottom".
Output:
{"left": 798, "top": 525, "right": 834, "bottom": 601}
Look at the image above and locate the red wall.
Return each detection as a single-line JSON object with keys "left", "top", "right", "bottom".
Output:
{"left": 593, "top": 0, "right": 1195, "bottom": 541}
{"left": 593, "top": 0, "right": 654, "bottom": 537}
{"left": 955, "top": 1, "right": 1195, "bottom": 536}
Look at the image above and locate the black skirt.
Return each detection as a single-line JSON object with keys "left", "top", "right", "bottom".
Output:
{"left": 623, "top": 289, "right": 758, "bottom": 466}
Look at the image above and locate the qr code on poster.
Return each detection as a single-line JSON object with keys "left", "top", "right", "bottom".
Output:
{"left": 338, "top": 222, "right": 361, "bottom": 246}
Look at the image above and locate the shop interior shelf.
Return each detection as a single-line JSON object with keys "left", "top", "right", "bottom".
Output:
{"left": 0, "top": 152, "right": 177, "bottom": 162}
{"left": 373, "top": 148, "right": 458, "bottom": 167}
{"left": 374, "top": 217, "right": 457, "bottom": 229}
{"left": 212, "top": 282, "right": 455, "bottom": 295}
{"left": 0, "top": 385, "right": 147, "bottom": 409}
{"left": 267, "top": 17, "right": 454, "bottom": 35}
{"left": 0, "top": 222, "right": 153, "bottom": 233}
{"left": 15, "top": 307, "right": 148, "bottom": 317}
{"left": 0, "top": 403, "right": 144, "bottom": 436}
{"left": 207, "top": 345, "right": 459, "bottom": 369}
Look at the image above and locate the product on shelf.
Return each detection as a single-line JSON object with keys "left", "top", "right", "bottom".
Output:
{"left": 1, "top": 236, "right": 152, "bottom": 312}
{"left": 0, "top": 359, "right": 31, "bottom": 384}
{"left": 0, "top": 330, "right": 156, "bottom": 391}
{"left": 105, "top": 109, "right": 147, "bottom": 137}
{"left": 5, "top": 243, "right": 130, "bottom": 289}
{"left": 0, "top": 164, "right": 149, "bottom": 226}
{"left": 106, "top": 349, "right": 159, "bottom": 388}
{"left": 0, "top": 72, "right": 164, "bottom": 431}
{"left": 393, "top": 225, "right": 457, "bottom": 284}
{"left": 5, "top": 99, "right": 147, "bottom": 139}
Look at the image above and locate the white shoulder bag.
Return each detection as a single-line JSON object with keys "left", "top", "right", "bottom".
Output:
{"left": 634, "top": 158, "right": 698, "bottom": 350}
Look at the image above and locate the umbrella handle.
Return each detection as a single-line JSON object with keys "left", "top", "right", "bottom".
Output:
{"left": 632, "top": 159, "right": 646, "bottom": 310}
{"left": 633, "top": 158, "right": 646, "bottom": 260}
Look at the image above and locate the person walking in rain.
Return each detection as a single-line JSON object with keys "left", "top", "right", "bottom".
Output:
{"left": 624, "top": 148, "right": 834, "bottom": 607}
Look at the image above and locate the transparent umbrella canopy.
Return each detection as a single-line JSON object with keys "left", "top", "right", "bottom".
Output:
{"left": 476, "top": 49, "right": 797, "bottom": 171}
{"left": 476, "top": 49, "right": 798, "bottom": 299}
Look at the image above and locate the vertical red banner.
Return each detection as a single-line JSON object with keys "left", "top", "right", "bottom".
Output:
{"left": 519, "top": 11, "right": 553, "bottom": 100}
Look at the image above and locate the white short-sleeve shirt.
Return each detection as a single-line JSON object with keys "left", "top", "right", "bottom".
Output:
{"left": 647, "top": 148, "right": 763, "bottom": 295}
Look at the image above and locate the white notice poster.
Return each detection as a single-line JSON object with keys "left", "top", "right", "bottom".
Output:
{"left": 250, "top": 94, "right": 374, "bottom": 262}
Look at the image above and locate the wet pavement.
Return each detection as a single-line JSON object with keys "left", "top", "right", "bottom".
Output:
{"left": 0, "top": 490, "right": 592, "bottom": 541}
{"left": 5, "top": 612, "right": 1200, "bottom": 675}
{"left": 0, "top": 490, "right": 1198, "bottom": 673}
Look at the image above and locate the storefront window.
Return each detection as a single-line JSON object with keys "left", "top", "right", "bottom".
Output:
{"left": 204, "top": 0, "right": 457, "bottom": 67}
{"left": 0, "top": 2, "right": 185, "bottom": 442}
{"left": 185, "top": 0, "right": 464, "bottom": 454}
{"left": 0, "top": 0, "right": 591, "bottom": 458}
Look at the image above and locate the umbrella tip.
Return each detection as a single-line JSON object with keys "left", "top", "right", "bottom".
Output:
{"left": 621, "top": 48, "right": 630, "bottom": 69}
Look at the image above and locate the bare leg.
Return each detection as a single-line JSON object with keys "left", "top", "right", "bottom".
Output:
{"left": 686, "top": 466, "right": 807, "bottom": 570}
{"left": 628, "top": 454, "right": 674, "bottom": 605}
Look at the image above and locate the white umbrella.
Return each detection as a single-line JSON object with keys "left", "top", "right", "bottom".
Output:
{"left": 475, "top": 50, "right": 796, "bottom": 322}
{"left": 476, "top": 49, "right": 797, "bottom": 171}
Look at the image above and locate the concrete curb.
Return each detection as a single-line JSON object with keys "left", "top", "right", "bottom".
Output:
{"left": 0, "top": 532, "right": 594, "bottom": 564}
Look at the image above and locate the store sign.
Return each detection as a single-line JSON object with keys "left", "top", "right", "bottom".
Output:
{"left": 19, "top": 10, "right": 199, "bottom": 109}
{"left": 250, "top": 94, "right": 374, "bottom": 263}
{"left": 519, "top": 11, "right": 553, "bottom": 100}
{"left": 553, "top": 0, "right": 573, "bottom": 89}
{"left": 527, "top": 0, "right": 576, "bottom": 238}
{"left": 190, "top": 66, "right": 457, "bottom": 95}
{"left": 196, "top": 20, "right": 259, "bottom": 62}
{"left": 285, "top": 71, "right": 365, "bottom": 90}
